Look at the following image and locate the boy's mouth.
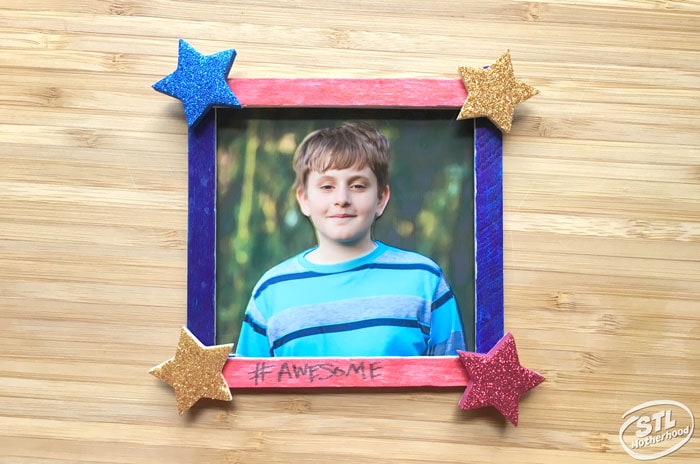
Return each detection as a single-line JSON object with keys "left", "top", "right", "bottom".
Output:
{"left": 328, "top": 214, "right": 356, "bottom": 218}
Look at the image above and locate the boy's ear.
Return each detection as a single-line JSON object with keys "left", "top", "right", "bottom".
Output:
{"left": 376, "top": 185, "right": 391, "bottom": 217}
{"left": 296, "top": 187, "right": 311, "bottom": 216}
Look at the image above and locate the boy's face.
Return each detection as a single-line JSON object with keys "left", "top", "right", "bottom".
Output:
{"left": 296, "top": 164, "right": 390, "bottom": 251}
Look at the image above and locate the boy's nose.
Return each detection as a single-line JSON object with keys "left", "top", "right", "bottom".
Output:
{"left": 333, "top": 187, "right": 351, "bottom": 205}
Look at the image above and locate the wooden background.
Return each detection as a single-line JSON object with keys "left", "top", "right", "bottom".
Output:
{"left": 1, "top": 1, "right": 698, "bottom": 463}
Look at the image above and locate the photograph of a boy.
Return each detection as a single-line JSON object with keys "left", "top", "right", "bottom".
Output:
{"left": 234, "top": 122, "right": 466, "bottom": 357}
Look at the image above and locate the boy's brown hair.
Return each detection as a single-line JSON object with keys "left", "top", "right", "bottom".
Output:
{"left": 293, "top": 122, "right": 391, "bottom": 196}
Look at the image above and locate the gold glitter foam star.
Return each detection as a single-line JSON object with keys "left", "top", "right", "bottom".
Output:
{"left": 150, "top": 327, "right": 233, "bottom": 415}
{"left": 457, "top": 50, "right": 539, "bottom": 133}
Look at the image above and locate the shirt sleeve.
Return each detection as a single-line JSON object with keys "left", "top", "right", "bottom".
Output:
{"left": 234, "top": 298, "right": 272, "bottom": 357}
{"left": 427, "top": 275, "right": 467, "bottom": 355}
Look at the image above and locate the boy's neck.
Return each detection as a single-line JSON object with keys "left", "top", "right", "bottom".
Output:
{"left": 306, "top": 240, "right": 378, "bottom": 265}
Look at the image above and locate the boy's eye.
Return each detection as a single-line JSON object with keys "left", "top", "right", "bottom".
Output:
{"left": 320, "top": 184, "right": 334, "bottom": 190}
{"left": 351, "top": 183, "right": 367, "bottom": 190}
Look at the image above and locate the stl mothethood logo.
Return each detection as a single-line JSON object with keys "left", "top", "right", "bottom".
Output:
{"left": 619, "top": 400, "right": 695, "bottom": 461}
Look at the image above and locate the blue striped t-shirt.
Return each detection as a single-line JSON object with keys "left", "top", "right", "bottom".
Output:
{"left": 235, "top": 241, "right": 466, "bottom": 357}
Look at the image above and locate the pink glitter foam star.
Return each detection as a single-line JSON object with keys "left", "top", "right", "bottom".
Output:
{"left": 458, "top": 332, "right": 544, "bottom": 426}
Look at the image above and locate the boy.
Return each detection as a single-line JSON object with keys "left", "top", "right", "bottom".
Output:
{"left": 235, "top": 122, "right": 466, "bottom": 357}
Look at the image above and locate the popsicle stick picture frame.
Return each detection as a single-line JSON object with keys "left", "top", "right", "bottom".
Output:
{"left": 186, "top": 77, "right": 504, "bottom": 389}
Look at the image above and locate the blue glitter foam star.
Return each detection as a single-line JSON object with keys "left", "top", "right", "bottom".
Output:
{"left": 153, "top": 39, "right": 242, "bottom": 127}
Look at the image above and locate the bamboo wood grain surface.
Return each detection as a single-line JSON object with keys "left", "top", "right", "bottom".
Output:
{"left": 1, "top": 1, "right": 699, "bottom": 463}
